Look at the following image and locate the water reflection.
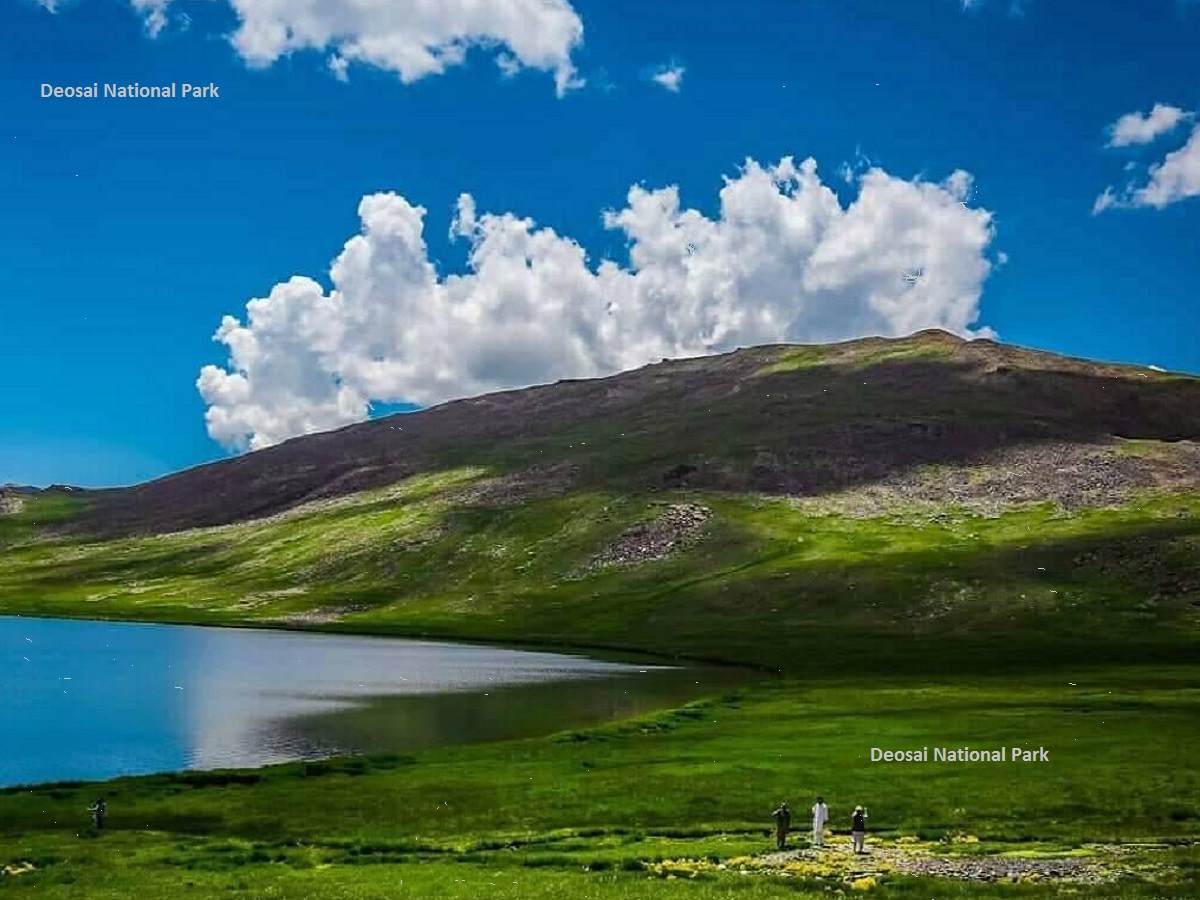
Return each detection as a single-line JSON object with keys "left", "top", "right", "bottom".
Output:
{"left": 0, "top": 616, "right": 746, "bottom": 787}
{"left": 271, "top": 667, "right": 742, "bottom": 758}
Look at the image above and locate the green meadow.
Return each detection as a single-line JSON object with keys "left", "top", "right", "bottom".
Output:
{"left": 2, "top": 471, "right": 1200, "bottom": 897}
{"left": 3, "top": 671, "right": 1200, "bottom": 898}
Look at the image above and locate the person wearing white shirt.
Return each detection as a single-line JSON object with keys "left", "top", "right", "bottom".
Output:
{"left": 811, "top": 796, "right": 829, "bottom": 847}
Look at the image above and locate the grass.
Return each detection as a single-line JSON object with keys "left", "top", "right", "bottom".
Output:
{"left": 754, "top": 345, "right": 834, "bottom": 375}
{"left": 1113, "top": 437, "right": 1191, "bottom": 460}
{"left": 0, "top": 493, "right": 87, "bottom": 549}
{"left": 3, "top": 672, "right": 1199, "bottom": 898}
{"left": 754, "top": 335, "right": 959, "bottom": 377}
{"left": 7, "top": 674, "right": 1200, "bottom": 843}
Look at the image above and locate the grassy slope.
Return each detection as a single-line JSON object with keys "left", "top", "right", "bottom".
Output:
{"left": 2, "top": 474, "right": 1198, "bottom": 673}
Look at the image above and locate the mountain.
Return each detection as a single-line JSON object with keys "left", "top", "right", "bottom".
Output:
{"left": 67, "top": 329, "right": 1200, "bottom": 536}
{"left": 3, "top": 330, "right": 1199, "bottom": 674}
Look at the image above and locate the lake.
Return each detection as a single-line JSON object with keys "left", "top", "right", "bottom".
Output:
{"left": 0, "top": 615, "right": 747, "bottom": 788}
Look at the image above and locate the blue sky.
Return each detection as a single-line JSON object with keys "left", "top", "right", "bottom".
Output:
{"left": 2, "top": 0, "right": 1198, "bottom": 487}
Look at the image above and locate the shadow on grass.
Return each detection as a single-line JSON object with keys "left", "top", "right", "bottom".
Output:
{"left": 502, "top": 512, "right": 1200, "bottom": 676}
{"left": 1, "top": 540, "right": 249, "bottom": 596}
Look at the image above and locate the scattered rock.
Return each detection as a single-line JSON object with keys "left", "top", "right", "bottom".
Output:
{"left": 588, "top": 503, "right": 712, "bottom": 569}
{"left": 755, "top": 839, "right": 1126, "bottom": 885}
{"left": 789, "top": 439, "right": 1200, "bottom": 519}
{"left": 274, "top": 604, "right": 370, "bottom": 625}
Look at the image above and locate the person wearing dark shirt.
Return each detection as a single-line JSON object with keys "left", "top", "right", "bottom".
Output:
{"left": 850, "top": 805, "right": 868, "bottom": 853}
{"left": 771, "top": 801, "right": 792, "bottom": 850}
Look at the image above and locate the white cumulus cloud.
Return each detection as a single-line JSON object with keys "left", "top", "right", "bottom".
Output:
{"left": 198, "top": 157, "right": 997, "bottom": 451}
{"left": 1106, "top": 103, "right": 1193, "bottom": 147}
{"left": 1094, "top": 122, "right": 1200, "bottom": 212}
{"left": 648, "top": 61, "right": 685, "bottom": 93}
{"left": 227, "top": 0, "right": 585, "bottom": 95}
{"left": 34, "top": 0, "right": 586, "bottom": 95}
{"left": 1131, "top": 124, "right": 1200, "bottom": 208}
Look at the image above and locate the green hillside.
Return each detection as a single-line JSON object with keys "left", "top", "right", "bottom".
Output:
{"left": 3, "top": 330, "right": 1200, "bottom": 673}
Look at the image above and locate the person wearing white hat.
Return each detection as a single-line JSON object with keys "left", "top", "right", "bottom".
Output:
{"left": 850, "top": 805, "right": 868, "bottom": 853}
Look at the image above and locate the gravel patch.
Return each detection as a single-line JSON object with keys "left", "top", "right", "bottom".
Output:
{"left": 755, "top": 839, "right": 1138, "bottom": 885}
{"left": 587, "top": 503, "right": 712, "bottom": 569}
{"left": 790, "top": 440, "right": 1200, "bottom": 519}
{"left": 274, "top": 604, "right": 370, "bottom": 625}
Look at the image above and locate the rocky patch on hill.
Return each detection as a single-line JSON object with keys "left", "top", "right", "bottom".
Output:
{"left": 790, "top": 439, "right": 1200, "bottom": 518}
{"left": 587, "top": 503, "right": 712, "bottom": 569}
{"left": 273, "top": 604, "right": 371, "bottom": 625}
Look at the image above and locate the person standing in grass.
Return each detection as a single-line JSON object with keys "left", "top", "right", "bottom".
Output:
{"left": 850, "top": 805, "right": 868, "bottom": 853}
{"left": 811, "top": 796, "right": 829, "bottom": 847}
{"left": 771, "top": 801, "right": 792, "bottom": 850}
{"left": 87, "top": 798, "right": 106, "bottom": 830}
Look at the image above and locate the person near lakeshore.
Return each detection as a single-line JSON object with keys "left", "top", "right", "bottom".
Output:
{"left": 850, "top": 805, "right": 868, "bottom": 853}
{"left": 811, "top": 796, "right": 829, "bottom": 847}
{"left": 87, "top": 798, "right": 106, "bottom": 830}
{"left": 771, "top": 801, "right": 792, "bottom": 850}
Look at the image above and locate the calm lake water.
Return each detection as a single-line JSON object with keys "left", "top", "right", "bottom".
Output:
{"left": 0, "top": 616, "right": 747, "bottom": 788}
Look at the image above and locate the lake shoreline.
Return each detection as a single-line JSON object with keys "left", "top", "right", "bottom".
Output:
{"left": 0, "top": 608, "right": 772, "bottom": 674}
{"left": 4, "top": 615, "right": 756, "bottom": 790}
{"left": 4, "top": 668, "right": 1198, "bottom": 900}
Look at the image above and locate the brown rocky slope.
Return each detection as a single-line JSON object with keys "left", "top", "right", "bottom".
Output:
{"left": 60, "top": 329, "right": 1200, "bottom": 536}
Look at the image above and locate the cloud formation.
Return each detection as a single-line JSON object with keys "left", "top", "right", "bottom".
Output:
{"left": 648, "top": 61, "right": 685, "bottom": 93}
{"left": 1106, "top": 103, "right": 1193, "bottom": 147}
{"left": 1128, "top": 124, "right": 1200, "bottom": 208}
{"left": 958, "top": 0, "right": 1028, "bottom": 13}
{"left": 198, "top": 158, "right": 997, "bottom": 451}
{"left": 1095, "top": 112, "right": 1200, "bottom": 213}
{"left": 36, "top": 0, "right": 586, "bottom": 95}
